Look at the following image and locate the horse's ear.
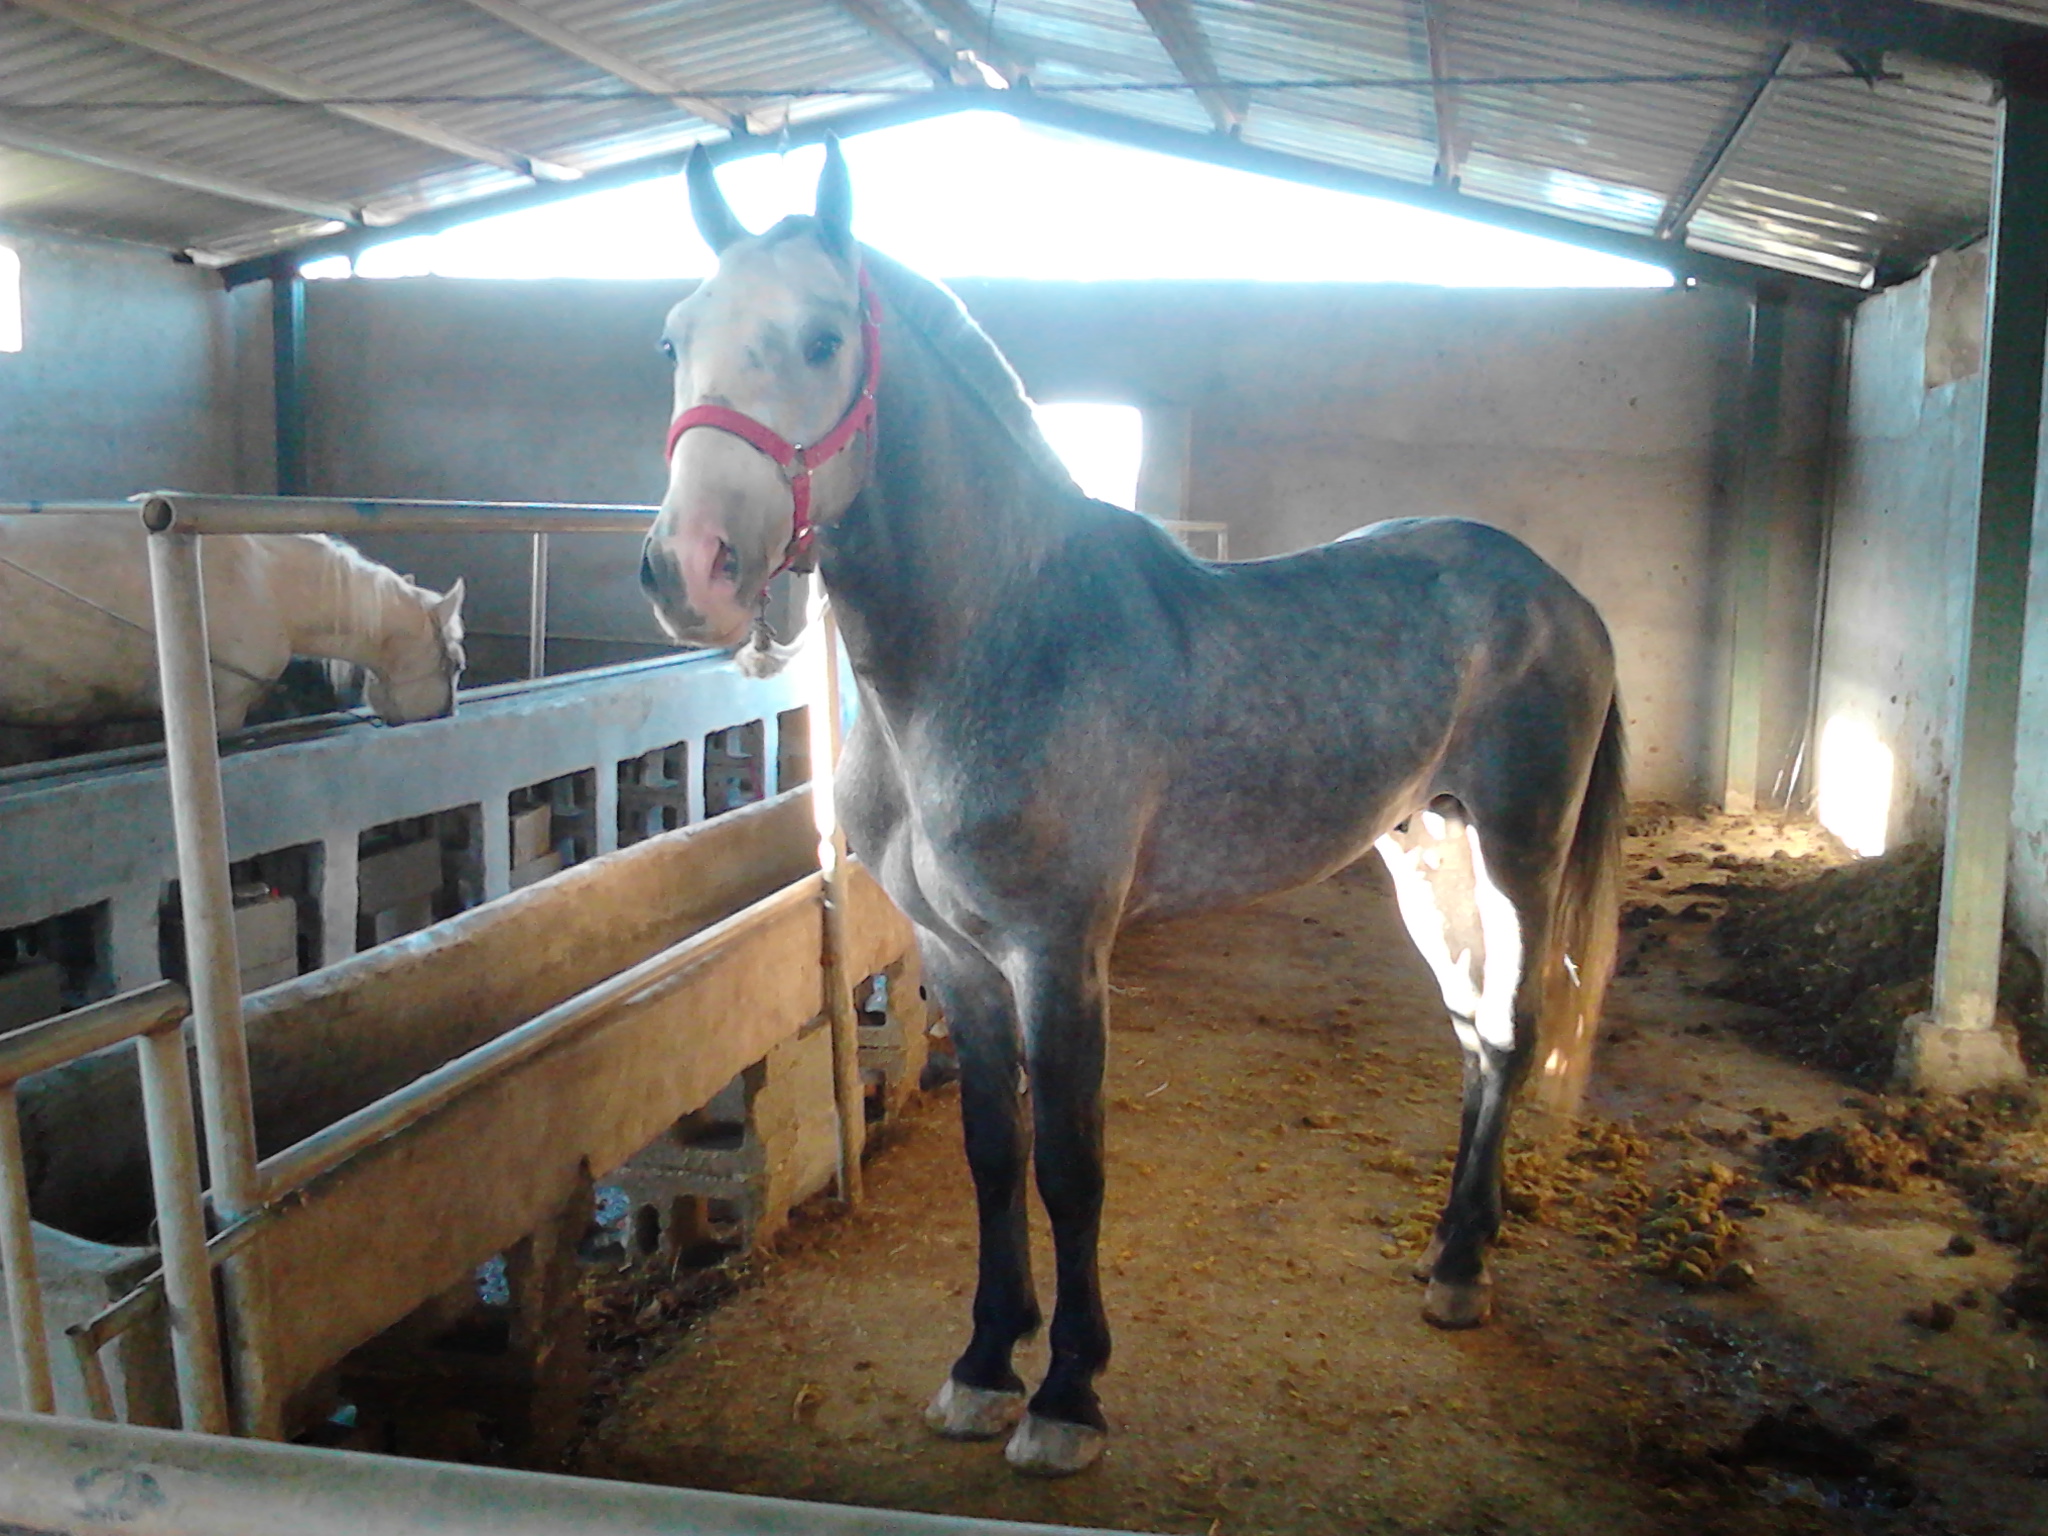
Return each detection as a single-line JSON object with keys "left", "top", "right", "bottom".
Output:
{"left": 687, "top": 144, "right": 750, "bottom": 255}
{"left": 432, "top": 578, "right": 465, "bottom": 623}
{"left": 815, "top": 134, "right": 853, "bottom": 258}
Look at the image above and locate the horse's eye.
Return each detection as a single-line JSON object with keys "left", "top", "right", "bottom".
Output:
{"left": 804, "top": 330, "right": 843, "bottom": 367}
{"left": 659, "top": 338, "right": 676, "bottom": 362}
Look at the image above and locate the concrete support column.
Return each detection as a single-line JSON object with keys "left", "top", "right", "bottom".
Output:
{"left": 1720, "top": 287, "right": 1787, "bottom": 815}
{"left": 1900, "top": 75, "right": 2048, "bottom": 1091}
{"left": 318, "top": 832, "right": 358, "bottom": 968}
{"left": 592, "top": 746, "right": 620, "bottom": 856}
{"left": 107, "top": 885, "right": 163, "bottom": 993}
{"left": 269, "top": 260, "right": 307, "bottom": 498}
{"left": 479, "top": 790, "right": 513, "bottom": 903}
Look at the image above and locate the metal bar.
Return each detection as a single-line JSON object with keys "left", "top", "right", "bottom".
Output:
{"left": 1420, "top": 0, "right": 1465, "bottom": 187}
{"left": 0, "top": 981, "right": 187, "bottom": 1088}
{"left": 271, "top": 262, "right": 308, "bottom": 497}
{"left": 136, "top": 1022, "right": 230, "bottom": 1434}
{"left": 0, "top": 115, "right": 358, "bottom": 224}
{"left": 1132, "top": 0, "right": 1244, "bottom": 135}
{"left": 527, "top": 532, "right": 550, "bottom": 680}
{"left": 0, "top": 1409, "right": 1143, "bottom": 1536}
{"left": 995, "top": 93, "right": 1857, "bottom": 302}
{"left": 140, "top": 493, "right": 656, "bottom": 538}
{"left": 9, "top": 0, "right": 580, "bottom": 182}
{"left": 808, "top": 579, "right": 864, "bottom": 1204}
{"left": 1658, "top": 42, "right": 1794, "bottom": 240}
{"left": 833, "top": 0, "right": 956, "bottom": 82}
{"left": 1916, "top": 78, "right": 2048, "bottom": 1085}
{"left": 217, "top": 94, "right": 964, "bottom": 288}
{"left": 1612, "top": 0, "right": 2024, "bottom": 80}
{"left": 0, "top": 500, "right": 144, "bottom": 516}
{"left": 450, "top": 0, "right": 746, "bottom": 132}
{"left": 258, "top": 875, "right": 826, "bottom": 1199}
{"left": 0, "top": 1086, "right": 53, "bottom": 1412}
{"left": 1720, "top": 286, "right": 1787, "bottom": 815}
{"left": 143, "top": 529, "right": 262, "bottom": 1220}
{"left": 72, "top": 1210, "right": 271, "bottom": 1359}
{"left": 69, "top": 1328, "right": 116, "bottom": 1421}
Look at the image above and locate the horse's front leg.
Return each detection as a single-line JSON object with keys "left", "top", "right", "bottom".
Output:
{"left": 1004, "top": 941, "right": 1112, "bottom": 1476}
{"left": 920, "top": 927, "right": 1040, "bottom": 1441}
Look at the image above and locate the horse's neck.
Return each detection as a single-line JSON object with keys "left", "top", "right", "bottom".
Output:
{"left": 266, "top": 537, "right": 422, "bottom": 675}
{"left": 824, "top": 332, "right": 1067, "bottom": 701}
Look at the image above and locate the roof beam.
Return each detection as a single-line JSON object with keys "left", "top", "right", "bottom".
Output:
{"left": 1420, "top": 0, "right": 1466, "bottom": 187}
{"left": 1658, "top": 40, "right": 1794, "bottom": 239}
{"left": 448, "top": 0, "right": 753, "bottom": 135}
{"left": 0, "top": 114, "right": 357, "bottom": 224}
{"left": 9, "top": 0, "right": 581, "bottom": 182}
{"left": 995, "top": 91, "right": 1856, "bottom": 302}
{"left": 1131, "top": 0, "right": 1245, "bottom": 135}
{"left": 906, "top": 0, "right": 1032, "bottom": 81}
{"left": 832, "top": 0, "right": 958, "bottom": 84}
{"left": 1611, "top": 0, "right": 2034, "bottom": 79}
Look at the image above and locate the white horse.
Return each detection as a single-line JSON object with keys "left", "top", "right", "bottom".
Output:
{"left": 0, "top": 513, "right": 465, "bottom": 733}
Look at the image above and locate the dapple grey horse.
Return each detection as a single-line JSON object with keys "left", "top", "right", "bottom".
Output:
{"left": 639, "top": 141, "right": 1625, "bottom": 1477}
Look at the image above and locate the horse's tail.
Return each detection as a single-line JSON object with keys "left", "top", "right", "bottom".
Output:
{"left": 1532, "top": 693, "right": 1627, "bottom": 1119}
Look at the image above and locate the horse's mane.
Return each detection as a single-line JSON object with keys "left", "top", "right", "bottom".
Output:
{"left": 855, "top": 244, "right": 1082, "bottom": 497}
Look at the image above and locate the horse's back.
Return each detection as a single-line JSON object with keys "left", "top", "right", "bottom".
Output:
{"left": 0, "top": 515, "right": 288, "bottom": 727}
{"left": 1104, "top": 514, "right": 1616, "bottom": 919}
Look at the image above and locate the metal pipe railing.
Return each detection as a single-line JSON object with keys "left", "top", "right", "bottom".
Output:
{"left": 0, "top": 1410, "right": 1140, "bottom": 1536}
{"left": 0, "top": 982, "right": 227, "bottom": 1431}
{"left": 139, "top": 491, "right": 656, "bottom": 536}
{"left": 527, "top": 530, "right": 551, "bottom": 679}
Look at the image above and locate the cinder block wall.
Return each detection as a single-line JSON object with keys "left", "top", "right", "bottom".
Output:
{"left": 0, "top": 225, "right": 266, "bottom": 499}
{"left": 302, "top": 275, "right": 1840, "bottom": 802}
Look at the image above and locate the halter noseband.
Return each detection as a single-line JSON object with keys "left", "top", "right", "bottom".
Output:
{"left": 663, "top": 265, "right": 881, "bottom": 577}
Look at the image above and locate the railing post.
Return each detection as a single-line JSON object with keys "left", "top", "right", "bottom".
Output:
{"left": 143, "top": 503, "right": 275, "bottom": 1433}
{"left": 808, "top": 576, "right": 864, "bottom": 1204}
{"left": 137, "top": 1020, "right": 230, "bottom": 1433}
{"left": 527, "top": 531, "right": 550, "bottom": 680}
{"left": 0, "top": 1084, "right": 53, "bottom": 1412}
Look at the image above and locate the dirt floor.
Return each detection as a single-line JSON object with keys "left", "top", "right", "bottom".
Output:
{"left": 576, "top": 813, "right": 2048, "bottom": 1535}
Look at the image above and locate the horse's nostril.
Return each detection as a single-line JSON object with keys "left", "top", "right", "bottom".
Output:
{"left": 639, "top": 544, "right": 660, "bottom": 593}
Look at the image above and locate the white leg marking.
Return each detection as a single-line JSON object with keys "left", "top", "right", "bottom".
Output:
{"left": 1005, "top": 1412, "right": 1107, "bottom": 1476}
{"left": 927, "top": 1377, "right": 1027, "bottom": 1439}
{"left": 1463, "top": 825, "right": 1525, "bottom": 1052}
{"left": 1375, "top": 834, "right": 1479, "bottom": 1022}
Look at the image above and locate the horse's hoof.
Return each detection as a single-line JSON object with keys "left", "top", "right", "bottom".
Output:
{"left": 925, "top": 1378, "right": 1026, "bottom": 1440}
{"left": 1412, "top": 1237, "right": 1444, "bottom": 1282}
{"left": 1005, "top": 1412, "right": 1106, "bottom": 1477}
{"left": 1423, "top": 1276, "right": 1492, "bottom": 1329}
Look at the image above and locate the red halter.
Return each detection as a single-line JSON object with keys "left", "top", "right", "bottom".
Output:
{"left": 664, "top": 265, "right": 882, "bottom": 577}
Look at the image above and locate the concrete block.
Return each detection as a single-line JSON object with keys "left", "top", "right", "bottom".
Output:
{"left": 368, "top": 895, "right": 435, "bottom": 947}
{"left": 0, "top": 962, "right": 64, "bottom": 1031}
{"left": 509, "top": 851, "right": 564, "bottom": 891}
{"left": 358, "top": 839, "right": 441, "bottom": 915}
{"left": 233, "top": 894, "right": 298, "bottom": 973}
{"left": 509, "top": 805, "right": 552, "bottom": 869}
{"left": 242, "top": 956, "right": 299, "bottom": 993}
{"left": 857, "top": 959, "right": 929, "bottom": 1117}
{"left": 1893, "top": 1013, "right": 2029, "bottom": 1093}
{"left": 0, "top": 1225, "right": 171, "bottom": 1426}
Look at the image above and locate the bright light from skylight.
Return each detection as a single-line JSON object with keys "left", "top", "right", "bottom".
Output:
{"left": 1033, "top": 402, "right": 1143, "bottom": 507}
{"left": 344, "top": 110, "right": 1670, "bottom": 288}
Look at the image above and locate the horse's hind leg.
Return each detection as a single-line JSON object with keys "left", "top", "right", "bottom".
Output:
{"left": 1375, "top": 798, "right": 1540, "bottom": 1328}
{"left": 919, "top": 928, "right": 1040, "bottom": 1441}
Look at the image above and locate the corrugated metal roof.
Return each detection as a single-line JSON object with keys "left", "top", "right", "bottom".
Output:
{"left": 0, "top": 0, "right": 2030, "bottom": 288}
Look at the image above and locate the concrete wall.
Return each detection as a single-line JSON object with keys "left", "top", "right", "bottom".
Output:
{"left": 0, "top": 225, "right": 265, "bottom": 499}
{"left": 303, "top": 275, "right": 1840, "bottom": 801}
{"left": 1819, "top": 247, "right": 2048, "bottom": 968}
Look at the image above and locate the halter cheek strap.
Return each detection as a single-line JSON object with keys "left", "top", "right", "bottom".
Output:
{"left": 664, "top": 265, "right": 882, "bottom": 577}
